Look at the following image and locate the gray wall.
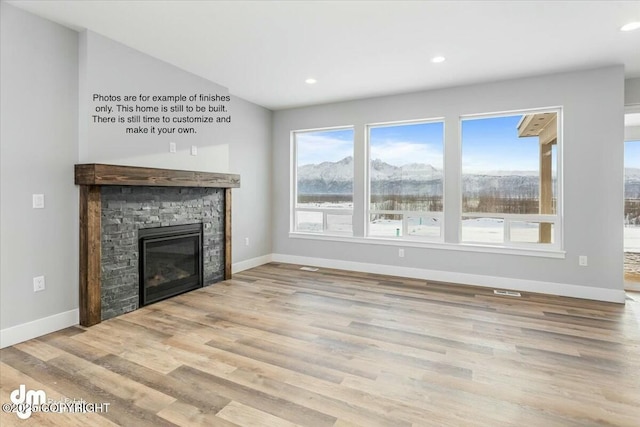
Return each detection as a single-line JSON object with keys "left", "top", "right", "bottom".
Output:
{"left": 273, "top": 66, "right": 625, "bottom": 293}
{"left": 229, "top": 97, "right": 273, "bottom": 263}
{"left": 78, "top": 31, "right": 273, "bottom": 267}
{"left": 1, "top": 4, "right": 272, "bottom": 341}
{"left": 626, "top": 127, "right": 640, "bottom": 141}
{"left": 625, "top": 77, "right": 640, "bottom": 106}
{"left": 80, "top": 31, "right": 231, "bottom": 172}
{"left": 1, "top": 3, "right": 79, "bottom": 329}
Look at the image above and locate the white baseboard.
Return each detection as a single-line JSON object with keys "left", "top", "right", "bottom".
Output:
{"left": 1, "top": 253, "right": 624, "bottom": 348}
{"left": 271, "top": 253, "right": 626, "bottom": 304}
{"left": 0, "top": 309, "right": 79, "bottom": 349}
{"left": 232, "top": 254, "right": 273, "bottom": 274}
{"left": 0, "top": 254, "right": 273, "bottom": 349}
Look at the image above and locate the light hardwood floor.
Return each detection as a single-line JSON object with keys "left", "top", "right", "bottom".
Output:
{"left": 1, "top": 262, "right": 639, "bottom": 426}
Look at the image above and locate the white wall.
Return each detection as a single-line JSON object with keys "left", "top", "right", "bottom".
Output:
{"left": 78, "top": 31, "right": 273, "bottom": 268}
{"left": 1, "top": 5, "right": 272, "bottom": 347}
{"left": 625, "top": 77, "right": 640, "bottom": 106}
{"left": 1, "top": 3, "right": 80, "bottom": 343}
{"left": 79, "top": 31, "right": 232, "bottom": 172}
{"left": 273, "top": 66, "right": 625, "bottom": 302}
{"left": 626, "top": 126, "right": 640, "bottom": 141}
{"left": 626, "top": 78, "right": 640, "bottom": 140}
{"left": 229, "top": 97, "right": 273, "bottom": 265}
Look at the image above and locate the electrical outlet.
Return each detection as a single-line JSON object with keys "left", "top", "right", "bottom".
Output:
{"left": 169, "top": 142, "right": 176, "bottom": 153}
{"left": 398, "top": 248, "right": 405, "bottom": 258}
{"left": 32, "top": 194, "right": 44, "bottom": 209}
{"left": 33, "top": 276, "right": 45, "bottom": 292}
{"left": 190, "top": 145, "right": 197, "bottom": 156}
{"left": 579, "top": 255, "right": 588, "bottom": 267}
{"left": 245, "top": 237, "right": 250, "bottom": 246}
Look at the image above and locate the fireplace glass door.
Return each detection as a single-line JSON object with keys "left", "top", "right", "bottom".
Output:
{"left": 139, "top": 223, "right": 203, "bottom": 305}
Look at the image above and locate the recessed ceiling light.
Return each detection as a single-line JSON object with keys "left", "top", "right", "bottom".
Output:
{"left": 620, "top": 22, "right": 640, "bottom": 32}
{"left": 305, "top": 78, "right": 317, "bottom": 84}
{"left": 431, "top": 56, "right": 446, "bottom": 64}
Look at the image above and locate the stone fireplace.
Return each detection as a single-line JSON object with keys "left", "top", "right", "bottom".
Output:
{"left": 75, "top": 164, "right": 240, "bottom": 326}
{"left": 101, "top": 187, "right": 221, "bottom": 320}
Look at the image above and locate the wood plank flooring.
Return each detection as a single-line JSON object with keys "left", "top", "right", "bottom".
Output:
{"left": 2, "top": 262, "right": 639, "bottom": 426}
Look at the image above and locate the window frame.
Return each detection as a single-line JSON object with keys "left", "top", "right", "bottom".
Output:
{"left": 365, "top": 118, "right": 446, "bottom": 242}
{"left": 290, "top": 125, "right": 355, "bottom": 236}
{"left": 288, "top": 108, "right": 564, "bottom": 257}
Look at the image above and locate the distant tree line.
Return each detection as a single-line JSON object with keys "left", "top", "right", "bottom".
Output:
{"left": 298, "top": 194, "right": 353, "bottom": 204}
{"left": 462, "top": 195, "right": 551, "bottom": 214}
{"left": 370, "top": 195, "right": 443, "bottom": 212}
{"left": 626, "top": 199, "right": 640, "bottom": 226}
{"left": 298, "top": 192, "right": 639, "bottom": 225}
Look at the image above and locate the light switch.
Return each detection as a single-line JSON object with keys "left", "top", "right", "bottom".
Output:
{"left": 32, "top": 194, "right": 44, "bottom": 209}
{"left": 169, "top": 142, "right": 177, "bottom": 153}
{"left": 191, "top": 145, "right": 197, "bottom": 156}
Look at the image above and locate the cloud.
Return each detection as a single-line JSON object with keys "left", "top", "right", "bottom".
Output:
{"left": 462, "top": 152, "right": 539, "bottom": 173}
{"left": 370, "top": 140, "right": 442, "bottom": 167}
{"left": 297, "top": 133, "right": 353, "bottom": 165}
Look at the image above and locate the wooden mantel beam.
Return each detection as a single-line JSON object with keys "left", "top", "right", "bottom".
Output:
{"left": 75, "top": 163, "right": 240, "bottom": 188}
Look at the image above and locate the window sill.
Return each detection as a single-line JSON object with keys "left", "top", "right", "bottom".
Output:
{"left": 288, "top": 232, "right": 566, "bottom": 259}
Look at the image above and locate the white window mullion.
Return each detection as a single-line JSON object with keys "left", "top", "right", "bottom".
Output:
{"left": 444, "top": 114, "right": 461, "bottom": 244}
{"left": 353, "top": 124, "right": 366, "bottom": 238}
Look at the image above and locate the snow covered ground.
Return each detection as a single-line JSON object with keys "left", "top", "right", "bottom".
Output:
{"left": 625, "top": 226, "right": 640, "bottom": 252}
{"left": 296, "top": 204, "right": 640, "bottom": 251}
{"left": 369, "top": 218, "right": 440, "bottom": 238}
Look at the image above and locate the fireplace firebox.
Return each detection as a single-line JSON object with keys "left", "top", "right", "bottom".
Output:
{"left": 139, "top": 223, "right": 203, "bottom": 306}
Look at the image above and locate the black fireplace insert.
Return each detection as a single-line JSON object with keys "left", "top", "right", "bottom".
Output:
{"left": 138, "top": 223, "right": 203, "bottom": 306}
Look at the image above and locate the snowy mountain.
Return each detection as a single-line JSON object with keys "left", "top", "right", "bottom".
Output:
{"left": 626, "top": 167, "right": 640, "bottom": 179}
{"left": 297, "top": 158, "right": 640, "bottom": 199}
{"left": 297, "top": 156, "right": 354, "bottom": 195}
{"left": 626, "top": 168, "right": 640, "bottom": 198}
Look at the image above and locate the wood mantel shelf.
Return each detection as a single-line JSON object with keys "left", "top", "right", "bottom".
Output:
{"left": 75, "top": 163, "right": 239, "bottom": 327}
{"left": 75, "top": 163, "right": 240, "bottom": 188}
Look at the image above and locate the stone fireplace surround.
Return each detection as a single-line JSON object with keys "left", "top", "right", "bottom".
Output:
{"left": 75, "top": 164, "right": 240, "bottom": 327}
{"left": 102, "top": 186, "right": 219, "bottom": 320}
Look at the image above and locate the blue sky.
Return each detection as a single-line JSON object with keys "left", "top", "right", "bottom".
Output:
{"left": 369, "top": 122, "right": 443, "bottom": 167}
{"left": 462, "top": 115, "right": 540, "bottom": 173}
{"left": 296, "top": 128, "right": 353, "bottom": 166}
{"left": 296, "top": 122, "right": 445, "bottom": 167}
{"left": 296, "top": 114, "right": 613, "bottom": 175}
{"left": 627, "top": 140, "right": 640, "bottom": 169}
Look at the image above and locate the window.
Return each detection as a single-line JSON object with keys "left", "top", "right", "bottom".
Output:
{"left": 367, "top": 120, "right": 444, "bottom": 240}
{"left": 625, "top": 140, "right": 640, "bottom": 253}
{"left": 290, "top": 108, "right": 563, "bottom": 255}
{"left": 460, "top": 110, "right": 560, "bottom": 247}
{"left": 293, "top": 127, "right": 354, "bottom": 234}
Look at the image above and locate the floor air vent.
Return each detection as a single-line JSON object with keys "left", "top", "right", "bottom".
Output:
{"left": 300, "top": 266, "right": 319, "bottom": 272}
{"left": 493, "top": 290, "right": 521, "bottom": 297}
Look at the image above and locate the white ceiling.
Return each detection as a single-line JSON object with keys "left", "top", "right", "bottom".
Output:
{"left": 9, "top": 0, "right": 640, "bottom": 110}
